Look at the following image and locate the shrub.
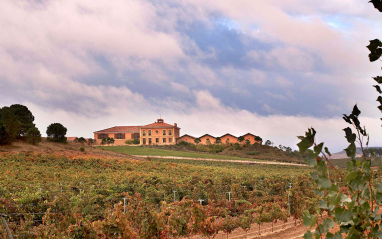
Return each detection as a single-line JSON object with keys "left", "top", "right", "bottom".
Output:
{"left": 133, "top": 139, "right": 140, "bottom": 144}
{"left": 78, "top": 137, "right": 86, "bottom": 144}
{"left": 79, "top": 147, "right": 85, "bottom": 152}
{"left": 246, "top": 151, "right": 259, "bottom": 156}
{"left": 125, "top": 139, "right": 134, "bottom": 145}
{"left": 26, "top": 126, "right": 41, "bottom": 145}
{"left": 233, "top": 143, "right": 242, "bottom": 150}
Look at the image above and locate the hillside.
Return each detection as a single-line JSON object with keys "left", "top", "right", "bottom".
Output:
{"left": 0, "top": 138, "right": 136, "bottom": 160}
{"left": 102, "top": 142, "right": 305, "bottom": 164}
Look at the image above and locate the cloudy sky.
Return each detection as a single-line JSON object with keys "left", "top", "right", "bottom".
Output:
{"left": 1, "top": 0, "right": 382, "bottom": 152}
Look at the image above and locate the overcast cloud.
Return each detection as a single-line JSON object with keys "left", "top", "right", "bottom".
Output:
{"left": 1, "top": 0, "right": 382, "bottom": 152}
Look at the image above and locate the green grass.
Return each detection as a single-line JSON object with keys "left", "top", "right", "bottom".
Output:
{"left": 99, "top": 146, "right": 262, "bottom": 161}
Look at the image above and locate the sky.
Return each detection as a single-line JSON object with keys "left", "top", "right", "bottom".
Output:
{"left": 1, "top": 0, "right": 382, "bottom": 153}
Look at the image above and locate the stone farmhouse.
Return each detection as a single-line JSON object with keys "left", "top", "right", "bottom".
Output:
{"left": 93, "top": 118, "right": 261, "bottom": 146}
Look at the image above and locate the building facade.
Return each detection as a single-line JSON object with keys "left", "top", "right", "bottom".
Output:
{"left": 93, "top": 119, "right": 179, "bottom": 146}
{"left": 139, "top": 119, "right": 180, "bottom": 146}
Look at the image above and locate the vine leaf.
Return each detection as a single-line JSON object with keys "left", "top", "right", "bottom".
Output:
{"left": 369, "top": 1, "right": 382, "bottom": 12}
{"left": 367, "top": 39, "right": 382, "bottom": 61}
{"left": 374, "top": 85, "right": 382, "bottom": 94}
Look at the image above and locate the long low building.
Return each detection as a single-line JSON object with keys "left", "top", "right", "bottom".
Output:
{"left": 93, "top": 118, "right": 261, "bottom": 146}
{"left": 177, "top": 133, "right": 261, "bottom": 145}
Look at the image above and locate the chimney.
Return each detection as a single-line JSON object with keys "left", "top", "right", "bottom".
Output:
{"left": 174, "top": 123, "right": 177, "bottom": 127}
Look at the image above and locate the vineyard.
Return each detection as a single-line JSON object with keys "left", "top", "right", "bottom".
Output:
{"left": 0, "top": 152, "right": 317, "bottom": 238}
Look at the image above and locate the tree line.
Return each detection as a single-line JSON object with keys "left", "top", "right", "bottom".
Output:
{"left": 0, "top": 104, "right": 68, "bottom": 145}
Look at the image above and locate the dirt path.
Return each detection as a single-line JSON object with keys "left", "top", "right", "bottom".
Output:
{"left": 133, "top": 155, "right": 308, "bottom": 167}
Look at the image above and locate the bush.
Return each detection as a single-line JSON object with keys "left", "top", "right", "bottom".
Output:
{"left": 46, "top": 123, "right": 67, "bottom": 143}
{"left": 133, "top": 139, "right": 140, "bottom": 144}
{"left": 233, "top": 143, "right": 242, "bottom": 150}
{"left": 26, "top": 126, "right": 41, "bottom": 145}
{"left": 246, "top": 151, "right": 259, "bottom": 156}
{"left": 125, "top": 139, "right": 134, "bottom": 145}
{"left": 79, "top": 147, "right": 85, "bottom": 152}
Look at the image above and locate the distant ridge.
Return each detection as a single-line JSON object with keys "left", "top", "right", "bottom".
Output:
{"left": 330, "top": 147, "right": 382, "bottom": 159}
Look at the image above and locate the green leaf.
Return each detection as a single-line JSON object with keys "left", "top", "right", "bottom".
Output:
{"left": 376, "top": 183, "right": 382, "bottom": 192}
{"left": 305, "top": 150, "right": 317, "bottom": 167}
{"left": 374, "top": 76, "right": 382, "bottom": 84}
{"left": 317, "top": 177, "right": 332, "bottom": 189}
{"left": 377, "top": 96, "right": 382, "bottom": 105}
{"left": 324, "top": 147, "right": 331, "bottom": 156}
{"left": 344, "top": 142, "right": 356, "bottom": 159}
{"left": 374, "top": 85, "right": 382, "bottom": 94}
{"left": 322, "top": 218, "right": 335, "bottom": 232}
{"left": 303, "top": 230, "right": 313, "bottom": 239}
{"left": 376, "top": 192, "right": 382, "bottom": 205}
{"left": 334, "top": 207, "right": 353, "bottom": 226}
{"left": 314, "top": 143, "right": 324, "bottom": 158}
{"left": 346, "top": 172, "right": 358, "bottom": 182}
{"left": 343, "top": 114, "right": 352, "bottom": 124}
{"left": 367, "top": 39, "right": 382, "bottom": 51}
{"left": 352, "top": 104, "right": 361, "bottom": 116}
{"left": 343, "top": 127, "right": 356, "bottom": 143}
{"left": 303, "top": 211, "right": 317, "bottom": 227}
{"left": 297, "top": 128, "right": 316, "bottom": 153}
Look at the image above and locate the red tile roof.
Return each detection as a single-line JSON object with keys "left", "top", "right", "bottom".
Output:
{"left": 94, "top": 126, "right": 141, "bottom": 133}
{"left": 66, "top": 137, "right": 78, "bottom": 141}
{"left": 141, "top": 122, "right": 178, "bottom": 129}
{"left": 178, "top": 134, "right": 196, "bottom": 139}
{"left": 220, "top": 133, "right": 237, "bottom": 138}
{"left": 199, "top": 134, "right": 216, "bottom": 139}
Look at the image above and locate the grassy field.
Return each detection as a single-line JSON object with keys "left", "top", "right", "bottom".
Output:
{"left": 99, "top": 145, "right": 264, "bottom": 161}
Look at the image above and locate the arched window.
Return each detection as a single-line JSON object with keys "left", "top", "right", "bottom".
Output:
{"left": 163, "top": 130, "right": 166, "bottom": 135}
{"left": 148, "top": 130, "right": 152, "bottom": 136}
{"left": 142, "top": 130, "right": 146, "bottom": 136}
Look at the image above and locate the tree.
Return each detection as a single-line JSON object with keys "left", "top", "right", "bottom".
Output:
{"left": 0, "top": 115, "right": 8, "bottom": 145}
{"left": 26, "top": 126, "right": 41, "bottom": 145}
{"left": 46, "top": 123, "right": 67, "bottom": 143}
{"left": 102, "top": 137, "right": 114, "bottom": 145}
{"left": 194, "top": 138, "right": 201, "bottom": 145}
{"left": 264, "top": 140, "right": 272, "bottom": 146}
{"left": 88, "top": 138, "right": 94, "bottom": 146}
{"left": 9, "top": 104, "right": 35, "bottom": 137}
{"left": 0, "top": 107, "right": 21, "bottom": 144}
{"left": 237, "top": 136, "right": 245, "bottom": 143}
{"left": 77, "top": 137, "right": 86, "bottom": 144}
{"left": 255, "top": 136, "right": 262, "bottom": 144}
{"left": 245, "top": 139, "right": 250, "bottom": 147}
{"left": 215, "top": 137, "right": 221, "bottom": 145}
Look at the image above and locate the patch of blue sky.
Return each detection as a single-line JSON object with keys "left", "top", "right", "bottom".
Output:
{"left": 184, "top": 19, "right": 272, "bottom": 69}
{"left": 322, "top": 15, "right": 354, "bottom": 31}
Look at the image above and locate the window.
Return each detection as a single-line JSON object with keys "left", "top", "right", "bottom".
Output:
{"left": 169, "top": 138, "right": 172, "bottom": 143}
{"left": 163, "top": 130, "right": 166, "bottom": 135}
{"left": 142, "top": 130, "right": 146, "bottom": 136}
{"left": 168, "top": 130, "right": 172, "bottom": 135}
{"left": 98, "top": 134, "right": 108, "bottom": 139}
{"left": 156, "top": 138, "right": 159, "bottom": 143}
{"left": 163, "top": 138, "right": 166, "bottom": 143}
{"left": 143, "top": 138, "right": 146, "bottom": 145}
{"left": 115, "top": 133, "right": 125, "bottom": 139}
{"left": 132, "top": 133, "right": 140, "bottom": 139}
{"left": 149, "top": 138, "right": 152, "bottom": 144}
{"left": 156, "top": 130, "right": 158, "bottom": 134}
{"left": 148, "top": 130, "right": 152, "bottom": 136}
